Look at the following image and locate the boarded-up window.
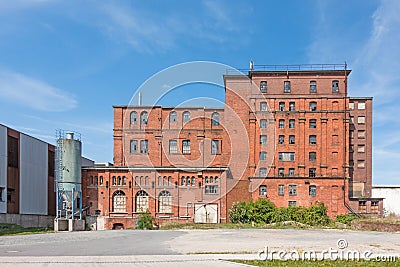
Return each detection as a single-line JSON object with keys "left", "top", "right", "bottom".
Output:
{"left": 357, "top": 116, "right": 365, "bottom": 124}
{"left": 358, "top": 145, "right": 365, "bottom": 153}
{"left": 7, "top": 136, "right": 18, "bottom": 168}
{"left": 358, "top": 102, "right": 365, "bottom": 110}
{"left": 357, "top": 160, "right": 365, "bottom": 168}
{"left": 358, "top": 130, "right": 366, "bottom": 139}
{"left": 332, "top": 135, "right": 339, "bottom": 145}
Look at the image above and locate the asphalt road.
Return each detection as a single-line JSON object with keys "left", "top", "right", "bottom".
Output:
{"left": 0, "top": 229, "right": 399, "bottom": 266}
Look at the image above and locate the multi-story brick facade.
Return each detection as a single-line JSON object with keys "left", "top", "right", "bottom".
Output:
{"left": 82, "top": 64, "right": 381, "bottom": 229}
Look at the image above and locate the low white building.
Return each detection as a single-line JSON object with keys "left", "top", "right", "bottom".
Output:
{"left": 372, "top": 185, "right": 400, "bottom": 216}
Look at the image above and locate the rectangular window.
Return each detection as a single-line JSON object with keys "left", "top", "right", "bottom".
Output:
{"left": 259, "top": 168, "right": 267, "bottom": 177}
{"left": 309, "top": 185, "right": 316, "bottom": 197}
{"left": 289, "top": 102, "right": 295, "bottom": 111}
{"left": 140, "top": 140, "right": 148, "bottom": 154}
{"left": 288, "top": 168, "right": 295, "bottom": 177}
{"left": 350, "top": 145, "right": 354, "bottom": 152}
{"left": 332, "top": 80, "right": 339, "bottom": 92}
{"left": 182, "top": 140, "right": 191, "bottom": 154}
{"left": 310, "top": 81, "right": 317, "bottom": 93}
{"left": 7, "top": 136, "right": 18, "bottom": 168}
{"left": 358, "top": 200, "right": 366, "bottom": 213}
{"left": 309, "top": 135, "right": 317, "bottom": 145}
{"left": 332, "top": 135, "right": 338, "bottom": 145}
{"left": 371, "top": 201, "right": 379, "bottom": 213}
{"left": 279, "top": 102, "right": 285, "bottom": 111}
{"left": 169, "top": 140, "right": 178, "bottom": 154}
{"left": 211, "top": 140, "right": 219, "bottom": 154}
{"left": 358, "top": 102, "right": 366, "bottom": 110}
{"left": 279, "top": 119, "right": 285, "bottom": 129}
{"left": 288, "top": 201, "right": 297, "bottom": 207}
{"left": 278, "top": 185, "right": 284, "bottom": 196}
{"left": 309, "top": 168, "right": 316, "bottom": 177}
{"left": 289, "top": 185, "right": 297, "bottom": 196}
{"left": 205, "top": 185, "right": 218, "bottom": 194}
{"left": 357, "top": 116, "right": 365, "bottom": 124}
{"left": 309, "top": 119, "right": 316, "bottom": 129}
{"left": 260, "top": 135, "right": 267, "bottom": 145}
{"left": 260, "top": 119, "right": 267, "bottom": 129}
{"left": 350, "top": 130, "right": 354, "bottom": 139}
{"left": 349, "top": 102, "right": 354, "bottom": 109}
{"left": 357, "top": 160, "right": 365, "bottom": 168}
{"left": 309, "top": 102, "right": 317, "bottom": 111}
{"left": 284, "top": 81, "right": 291, "bottom": 93}
{"left": 278, "top": 152, "right": 295, "bottom": 161}
{"left": 309, "top": 152, "right": 316, "bottom": 162}
{"left": 289, "top": 135, "right": 295, "bottom": 144}
{"left": 350, "top": 116, "right": 354, "bottom": 124}
{"left": 0, "top": 187, "right": 4, "bottom": 202}
{"left": 260, "top": 81, "right": 267, "bottom": 93}
{"left": 289, "top": 119, "right": 295, "bottom": 128}
{"left": 260, "top": 152, "right": 267, "bottom": 160}
{"left": 358, "top": 145, "right": 365, "bottom": 153}
{"left": 358, "top": 130, "right": 366, "bottom": 139}
{"left": 278, "top": 168, "right": 284, "bottom": 177}
{"left": 278, "top": 135, "right": 284, "bottom": 144}
{"left": 260, "top": 102, "right": 267, "bottom": 111}
{"left": 259, "top": 185, "right": 267, "bottom": 196}
{"left": 130, "top": 140, "right": 138, "bottom": 154}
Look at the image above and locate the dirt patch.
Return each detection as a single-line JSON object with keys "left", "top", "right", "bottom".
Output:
{"left": 351, "top": 220, "right": 400, "bottom": 232}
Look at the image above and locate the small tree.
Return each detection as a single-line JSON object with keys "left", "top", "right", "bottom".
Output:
{"left": 136, "top": 211, "right": 154, "bottom": 230}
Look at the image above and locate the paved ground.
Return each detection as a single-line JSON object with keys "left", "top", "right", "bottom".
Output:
{"left": 0, "top": 228, "right": 399, "bottom": 266}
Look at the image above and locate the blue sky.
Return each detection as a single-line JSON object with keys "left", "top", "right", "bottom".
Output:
{"left": 0, "top": 0, "right": 399, "bottom": 185}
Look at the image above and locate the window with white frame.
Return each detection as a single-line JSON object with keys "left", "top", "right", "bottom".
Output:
{"left": 140, "top": 140, "right": 148, "bottom": 154}
{"left": 278, "top": 152, "right": 295, "bottom": 161}
{"left": 310, "top": 81, "right": 317, "bottom": 93}
{"left": 130, "top": 140, "right": 138, "bottom": 154}
{"left": 309, "top": 135, "right": 317, "bottom": 145}
{"left": 358, "top": 102, "right": 365, "bottom": 110}
{"left": 205, "top": 185, "right": 218, "bottom": 194}
{"left": 158, "top": 191, "right": 172, "bottom": 213}
{"left": 288, "top": 168, "right": 295, "bottom": 177}
{"left": 140, "top": 111, "right": 148, "bottom": 125}
{"left": 288, "top": 201, "right": 297, "bottom": 207}
{"left": 289, "top": 102, "right": 295, "bottom": 111}
{"left": 130, "top": 111, "right": 138, "bottom": 125}
{"left": 309, "top": 185, "right": 316, "bottom": 197}
{"left": 169, "top": 111, "right": 177, "bottom": 123}
{"left": 260, "top": 135, "right": 267, "bottom": 145}
{"left": 309, "top": 119, "right": 316, "bottom": 128}
{"left": 278, "top": 168, "right": 284, "bottom": 177}
{"left": 260, "top": 119, "right": 267, "bottom": 128}
{"left": 349, "top": 102, "right": 354, "bottom": 109}
{"left": 182, "top": 140, "right": 191, "bottom": 154}
{"left": 260, "top": 102, "right": 267, "bottom": 111}
{"left": 183, "top": 111, "right": 190, "bottom": 123}
{"left": 278, "top": 185, "right": 284, "bottom": 196}
{"left": 211, "top": 112, "right": 220, "bottom": 126}
{"left": 136, "top": 190, "right": 149, "bottom": 212}
{"left": 279, "top": 119, "right": 285, "bottom": 129}
{"left": 259, "top": 168, "right": 267, "bottom": 177}
{"left": 260, "top": 81, "right": 267, "bottom": 93}
{"left": 289, "top": 119, "right": 295, "bottom": 128}
{"left": 289, "top": 185, "right": 297, "bottom": 196}
{"left": 113, "top": 190, "right": 126, "bottom": 213}
{"left": 169, "top": 140, "right": 178, "bottom": 154}
{"left": 357, "top": 116, "right": 365, "bottom": 124}
{"left": 211, "top": 140, "right": 219, "bottom": 154}
{"left": 284, "top": 81, "right": 291, "bottom": 93}
{"left": 279, "top": 102, "right": 285, "bottom": 111}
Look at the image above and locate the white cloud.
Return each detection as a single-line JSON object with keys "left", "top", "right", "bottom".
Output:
{"left": 0, "top": 70, "right": 77, "bottom": 112}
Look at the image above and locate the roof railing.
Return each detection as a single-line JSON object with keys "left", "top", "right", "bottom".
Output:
{"left": 226, "top": 63, "right": 347, "bottom": 74}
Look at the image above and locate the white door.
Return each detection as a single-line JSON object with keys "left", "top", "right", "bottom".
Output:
{"left": 194, "top": 204, "right": 218, "bottom": 223}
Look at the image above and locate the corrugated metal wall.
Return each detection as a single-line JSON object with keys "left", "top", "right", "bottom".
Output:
{"left": 19, "top": 134, "right": 48, "bottom": 215}
{"left": 0, "top": 125, "right": 7, "bottom": 213}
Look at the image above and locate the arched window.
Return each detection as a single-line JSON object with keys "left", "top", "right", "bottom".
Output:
{"left": 215, "top": 177, "right": 218, "bottom": 184}
{"left": 158, "top": 190, "right": 172, "bottom": 213}
{"left": 136, "top": 190, "right": 149, "bottom": 212}
{"left": 140, "top": 111, "right": 148, "bottom": 125}
{"left": 139, "top": 176, "right": 143, "bottom": 186}
{"left": 112, "top": 176, "right": 116, "bottom": 186}
{"left": 99, "top": 176, "right": 103, "bottom": 185}
{"left": 169, "top": 111, "right": 177, "bottom": 123}
{"left": 145, "top": 176, "right": 149, "bottom": 186}
{"left": 260, "top": 81, "right": 267, "bottom": 93}
{"left": 182, "top": 111, "right": 190, "bottom": 123}
{"left": 181, "top": 176, "right": 185, "bottom": 186}
{"left": 163, "top": 176, "right": 167, "bottom": 186}
{"left": 130, "top": 111, "right": 138, "bottom": 125}
{"left": 191, "top": 176, "right": 196, "bottom": 186}
{"left": 117, "top": 176, "right": 121, "bottom": 185}
{"left": 211, "top": 112, "right": 220, "bottom": 126}
{"left": 168, "top": 176, "right": 172, "bottom": 185}
{"left": 158, "top": 176, "right": 162, "bottom": 186}
{"left": 122, "top": 176, "right": 126, "bottom": 186}
{"left": 112, "top": 190, "right": 126, "bottom": 213}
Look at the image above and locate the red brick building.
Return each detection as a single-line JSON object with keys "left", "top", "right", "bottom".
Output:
{"left": 82, "top": 64, "right": 381, "bottom": 229}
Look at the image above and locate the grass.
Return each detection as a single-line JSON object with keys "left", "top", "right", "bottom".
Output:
{"left": 0, "top": 223, "right": 53, "bottom": 236}
{"left": 229, "top": 259, "right": 400, "bottom": 266}
{"left": 159, "top": 221, "right": 320, "bottom": 230}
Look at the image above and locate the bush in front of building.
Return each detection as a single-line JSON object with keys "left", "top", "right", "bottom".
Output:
{"left": 228, "top": 199, "right": 331, "bottom": 226}
{"left": 136, "top": 211, "right": 155, "bottom": 230}
{"left": 335, "top": 214, "right": 359, "bottom": 226}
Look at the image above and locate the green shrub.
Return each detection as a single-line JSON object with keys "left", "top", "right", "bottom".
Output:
{"left": 228, "top": 199, "right": 331, "bottom": 226}
{"left": 335, "top": 214, "right": 358, "bottom": 226}
{"left": 136, "top": 211, "right": 154, "bottom": 230}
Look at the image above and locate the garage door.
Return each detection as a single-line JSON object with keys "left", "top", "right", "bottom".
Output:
{"left": 194, "top": 204, "right": 218, "bottom": 223}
